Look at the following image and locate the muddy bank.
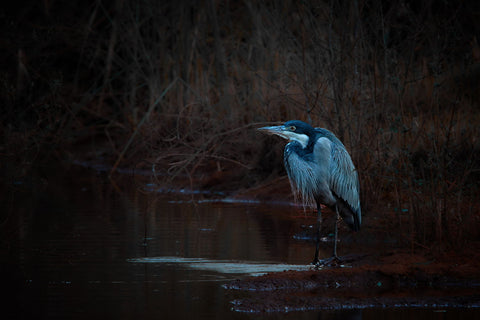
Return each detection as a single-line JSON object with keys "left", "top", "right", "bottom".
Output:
{"left": 223, "top": 250, "right": 480, "bottom": 313}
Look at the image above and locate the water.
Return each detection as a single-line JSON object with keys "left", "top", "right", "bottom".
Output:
{"left": 2, "top": 165, "right": 479, "bottom": 319}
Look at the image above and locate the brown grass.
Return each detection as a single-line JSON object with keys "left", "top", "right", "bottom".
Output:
{"left": 2, "top": 0, "right": 479, "bottom": 249}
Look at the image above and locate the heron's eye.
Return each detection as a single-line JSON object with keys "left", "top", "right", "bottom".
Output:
{"left": 289, "top": 126, "right": 296, "bottom": 131}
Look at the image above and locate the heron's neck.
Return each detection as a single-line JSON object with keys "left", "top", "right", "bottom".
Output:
{"left": 286, "top": 140, "right": 314, "bottom": 161}
{"left": 288, "top": 134, "right": 309, "bottom": 149}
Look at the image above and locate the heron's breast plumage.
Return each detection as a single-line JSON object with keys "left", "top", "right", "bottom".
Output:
{"left": 284, "top": 140, "right": 335, "bottom": 207}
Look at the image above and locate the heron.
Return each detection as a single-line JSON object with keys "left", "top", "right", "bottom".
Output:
{"left": 258, "top": 120, "right": 361, "bottom": 266}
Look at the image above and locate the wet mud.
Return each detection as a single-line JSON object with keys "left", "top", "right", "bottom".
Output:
{"left": 223, "top": 250, "right": 480, "bottom": 313}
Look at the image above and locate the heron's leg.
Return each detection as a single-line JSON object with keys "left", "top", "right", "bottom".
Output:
{"left": 332, "top": 205, "right": 340, "bottom": 258}
{"left": 315, "top": 207, "right": 342, "bottom": 267}
{"left": 313, "top": 202, "right": 322, "bottom": 264}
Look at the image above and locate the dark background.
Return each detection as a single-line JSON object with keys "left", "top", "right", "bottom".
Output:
{"left": 2, "top": 0, "right": 480, "bottom": 248}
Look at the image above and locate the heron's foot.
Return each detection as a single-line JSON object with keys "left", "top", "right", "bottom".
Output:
{"left": 314, "top": 255, "right": 343, "bottom": 268}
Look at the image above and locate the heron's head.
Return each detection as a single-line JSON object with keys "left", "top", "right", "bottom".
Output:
{"left": 257, "top": 120, "right": 315, "bottom": 148}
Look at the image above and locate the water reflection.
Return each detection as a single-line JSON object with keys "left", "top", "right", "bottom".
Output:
{"left": 129, "top": 256, "right": 312, "bottom": 275}
{"left": 3, "top": 166, "right": 317, "bottom": 319}
{"left": 137, "top": 198, "right": 316, "bottom": 264}
{"left": 2, "top": 166, "right": 479, "bottom": 319}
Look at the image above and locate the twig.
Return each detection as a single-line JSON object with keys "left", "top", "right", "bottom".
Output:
{"left": 109, "top": 78, "right": 178, "bottom": 177}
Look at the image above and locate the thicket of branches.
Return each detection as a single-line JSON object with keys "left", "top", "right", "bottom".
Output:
{"left": 2, "top": 0, "right": 480, "bottom": 248}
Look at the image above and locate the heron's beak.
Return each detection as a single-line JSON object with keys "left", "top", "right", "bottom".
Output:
{"left": 257, "top": 125, "right": 289, "bottom": 140}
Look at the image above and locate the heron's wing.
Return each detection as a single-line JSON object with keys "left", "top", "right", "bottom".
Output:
{"left": 314, "top": 128, "right": 361, "bottom": 230}
{"left": 329, "top": 142, "right": 361, "bottom": 215}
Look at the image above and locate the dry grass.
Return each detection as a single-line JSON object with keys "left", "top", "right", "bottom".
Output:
{"left": 2, "top": 0, "right": 479, "bottom": 249}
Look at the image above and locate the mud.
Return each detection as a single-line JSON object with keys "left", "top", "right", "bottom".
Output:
{"left": 223, "top": 250, "right": 480, "bottom": 313}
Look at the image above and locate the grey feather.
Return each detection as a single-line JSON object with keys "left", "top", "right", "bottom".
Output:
{"left": 258, "top": 120, "right": 361, "bottom": 262}
{"left": 315, "top": 128, "right": 361, "bottom": 230}
{"left": 284, "top": 142, "right": 333, "bottom": 207}
{"left": 258, "top": 121, "right": 361, "bottom": 232}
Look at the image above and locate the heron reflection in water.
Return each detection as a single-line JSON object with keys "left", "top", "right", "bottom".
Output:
{"left": 258, "top": 120, "right": 361, "bottom": 266}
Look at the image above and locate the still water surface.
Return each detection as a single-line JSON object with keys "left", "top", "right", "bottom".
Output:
{"left": 3, "top": 166, "right": 478, "bottom": 319}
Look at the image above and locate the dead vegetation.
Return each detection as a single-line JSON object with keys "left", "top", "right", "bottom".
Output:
{"left": 1, "top": 0, "right": 479, "bottom": 249}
